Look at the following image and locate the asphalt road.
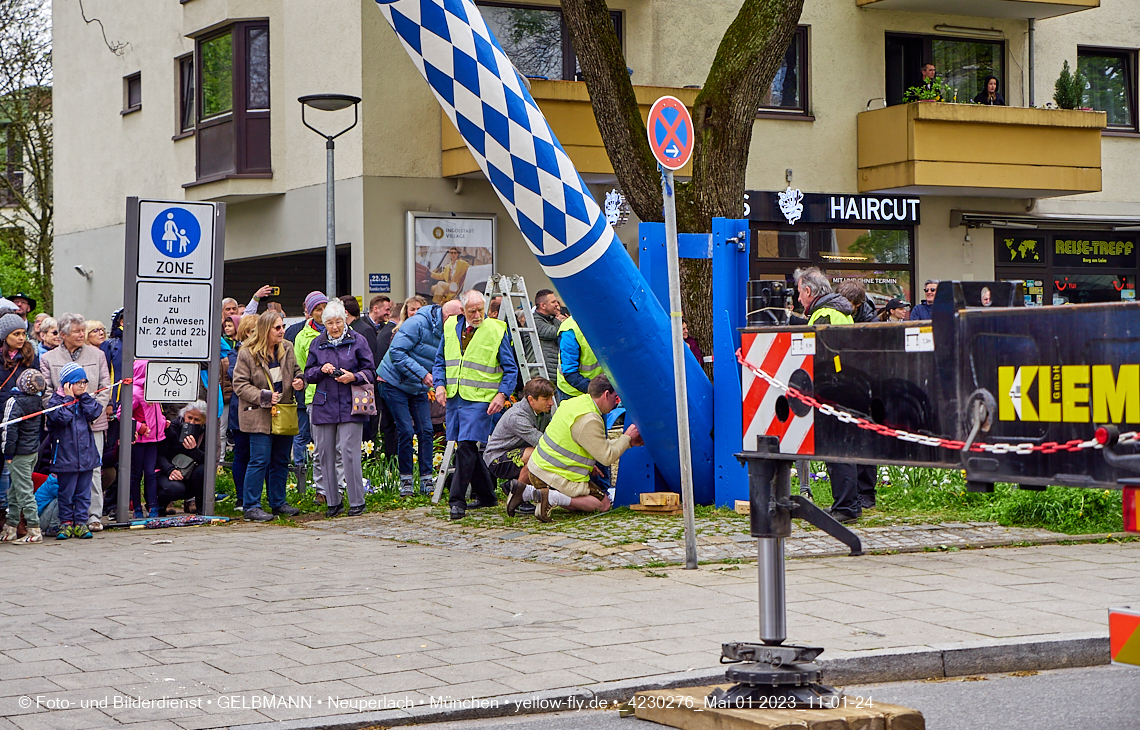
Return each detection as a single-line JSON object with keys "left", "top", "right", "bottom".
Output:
{"left": 407, "top": 664, "right": 1140, "bottom": 730}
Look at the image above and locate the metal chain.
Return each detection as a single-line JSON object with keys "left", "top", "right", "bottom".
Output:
{"left": 737, "top": 349, "right": 1139, "bottom": 454}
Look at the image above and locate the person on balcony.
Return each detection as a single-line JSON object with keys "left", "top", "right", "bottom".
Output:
{"left": 973, "top": 76, "right": 1006, "bottom": 106}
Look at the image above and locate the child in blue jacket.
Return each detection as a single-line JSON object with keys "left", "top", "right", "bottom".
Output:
{"left": 46, "top": 362, "right": 103, "bottom": 540}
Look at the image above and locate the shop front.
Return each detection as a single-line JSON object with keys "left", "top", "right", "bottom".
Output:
{"left": 994, "top": 229, "right": 1137, "bottom": 307}
{"left": 744, "top": 189, "right": 920, "bottom": 312}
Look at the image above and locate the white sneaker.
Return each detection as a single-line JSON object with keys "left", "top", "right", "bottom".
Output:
{"left": 0, "top": 525, "right": 16, "bottom": 542}
{"left": 87, "top": 517, "right": 104, "bottom": 532}
{"left": 15, "top": 527, "right": 41, "bottom": 544}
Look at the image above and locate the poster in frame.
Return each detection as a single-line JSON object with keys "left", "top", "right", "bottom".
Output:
{"left": 405, "top": 212, "right": 497, "bottom": 305}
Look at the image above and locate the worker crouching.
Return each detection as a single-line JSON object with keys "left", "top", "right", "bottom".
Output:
{"left": 519, "top": 374, "right": 643, "bottom": 522}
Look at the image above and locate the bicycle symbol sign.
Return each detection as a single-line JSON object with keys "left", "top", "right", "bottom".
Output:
{"left": 143, "top": 361, "right": 200, "bottom": 403}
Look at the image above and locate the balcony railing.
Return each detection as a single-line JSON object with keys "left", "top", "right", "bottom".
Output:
{"left": 857, "top": 102, "right": 1106, "bottom": 198}
{"left": 856, "top": 0, "right": 1098, "bottom": 20}
{"left": 442, "top": 80, "right": 698, "bottom": 179}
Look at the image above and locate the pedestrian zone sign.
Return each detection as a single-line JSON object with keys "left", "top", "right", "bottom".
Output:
{"left": 137, "top": 200, "right": 216, "bottom": 281}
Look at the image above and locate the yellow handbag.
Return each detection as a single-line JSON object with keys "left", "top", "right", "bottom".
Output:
{"left": 262, "top": 363, "right": 299, "bottom": 436}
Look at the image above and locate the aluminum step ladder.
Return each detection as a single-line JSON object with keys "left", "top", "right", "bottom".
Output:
{"left": 432, "top": 275, "right": 551, "bottom": 503}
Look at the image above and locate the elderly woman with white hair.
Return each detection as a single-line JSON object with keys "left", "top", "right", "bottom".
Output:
{"left": 156, "top": 400, "right": 210, "bottom": 515}
{"left": 303, "top": 299, "right": 376, "bottom": 518}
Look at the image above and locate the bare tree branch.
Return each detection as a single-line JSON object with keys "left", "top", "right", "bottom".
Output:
{"left": 77, "top": 0, "right": 129, "bottom": 56}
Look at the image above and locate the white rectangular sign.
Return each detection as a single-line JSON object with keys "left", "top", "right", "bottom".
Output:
{"left": 135, "top": 281, "right": 213, "bottom": 360}
{"left": 137, "top": 200, "right": 217, "bottom": 281}
{"left": 904, "top": 326, "right": 934, "bottom": 352}
{"left": 144, "top": 361, "right": 200, "bottom": 403}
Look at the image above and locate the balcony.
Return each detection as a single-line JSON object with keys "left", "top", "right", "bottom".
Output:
{"left": 442, "top": 80, "right": 698, "bottom": 180}
{"left": 857, "top": 102, "right": 1106, "bottom": 198}
{"left": 856, "top": 0, "right": 1098, "bottom": 20}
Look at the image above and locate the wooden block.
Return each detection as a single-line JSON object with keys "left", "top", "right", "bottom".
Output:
{"left": 630, "top": 504, "right": 684, "bottom": 516}
{"left": 631, "top": 685, "right": 925, "bottom": 730}
{"left": 735, "top": 500, "right": 751, "bottom": 516}
{"left": 641, "top": 492, "right": 681, "bottom": 506}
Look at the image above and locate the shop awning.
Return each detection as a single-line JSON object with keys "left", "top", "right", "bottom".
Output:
{"left": 951, "top": 210, "right": 1140, "bottom": 232}
{"left": 856, "top": 0, "right": 1098, "bottom": 20}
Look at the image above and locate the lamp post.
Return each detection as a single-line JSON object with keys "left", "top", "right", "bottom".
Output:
{"left": 298, "top": 94, "right": 361, "bottom": 298}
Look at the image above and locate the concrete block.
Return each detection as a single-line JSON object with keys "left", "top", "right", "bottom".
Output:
{"left": 633, "top": 685, "right": 924, "bottom": 730}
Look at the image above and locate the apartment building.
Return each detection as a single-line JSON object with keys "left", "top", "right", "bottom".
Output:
{"left": 53, "top": 0, "right": 1137, "bottom": 318}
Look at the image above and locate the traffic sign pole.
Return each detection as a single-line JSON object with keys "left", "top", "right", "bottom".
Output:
{"left": 202, "top": 203, "right": 226, "bottom": 517}
{"left": 120, "top": 197, "right": 224, "bottom": 523}
{"left": 647, "top": 95, "right": 698, "bottom": 570}
{"left": 118, "top": 198, "right": 139, "bottom": 524}
{"left": 662, "top": 167, "right": 698, "bottom": 571}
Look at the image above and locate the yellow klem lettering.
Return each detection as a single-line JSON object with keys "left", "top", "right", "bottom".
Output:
{"left": 1092, "top": 364, "right": 1140, "bottom": 423}
{"left": 999, "top": 366, "right": 1016, "bottom": 421}
{"left": 1038, "top": 366, "right": 1061, "bottom": 422}
{"left": 1021, "top": 366, "right": 1039, "bottom": 421}
{"left": 1061, "top": 365, "right": 1090, "bottom": 423}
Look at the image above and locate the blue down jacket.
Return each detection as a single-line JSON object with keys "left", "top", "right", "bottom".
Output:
{"left": 46, "top": 391, "right": 103, "bottom": 472}
{"left": 377, "top": 304, "right": 444, "bottom": 396}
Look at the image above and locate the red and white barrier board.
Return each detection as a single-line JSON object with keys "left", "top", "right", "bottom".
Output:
{"left": 741, "top": 331, "right": 815, "bottom": 455}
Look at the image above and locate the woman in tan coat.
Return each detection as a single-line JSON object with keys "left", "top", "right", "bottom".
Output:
{"left": 232, "top": 311, "right": 305, "bottom": 522}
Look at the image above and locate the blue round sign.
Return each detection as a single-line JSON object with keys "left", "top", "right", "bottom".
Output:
{"left": 150, "top": 208, "right": 201, "bottom": 259}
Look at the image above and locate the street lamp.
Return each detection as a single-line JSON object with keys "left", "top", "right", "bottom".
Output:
{"left": 299, "top": 93, "right": 361, "bottom": 298}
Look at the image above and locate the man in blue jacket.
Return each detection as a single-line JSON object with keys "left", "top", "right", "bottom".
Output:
{"left": 378, "top": 300, "right": 462, "bottom": 496}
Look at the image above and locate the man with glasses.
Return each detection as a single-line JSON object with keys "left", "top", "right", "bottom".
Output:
{"left": 910, "top": 280, "right": 939, "bottom": 320}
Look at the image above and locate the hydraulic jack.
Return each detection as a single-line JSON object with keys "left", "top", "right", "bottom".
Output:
{"left": 708, "top": 438, "right": 862, "bottom": 708}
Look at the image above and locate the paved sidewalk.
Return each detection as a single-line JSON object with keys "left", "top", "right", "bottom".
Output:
{"left": 307, "top": 506, "right": 1085, "bottom": 567}
{"left": 0, "top": 523, "right": 1136, "bottom": 729}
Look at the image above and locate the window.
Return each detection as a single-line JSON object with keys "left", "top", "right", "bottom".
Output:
{"left": 477, "top": 2, "right": 621, "bottom": 82}
{"left": 1078, "top": 48, "right": 1136, "bottom": 131}
{"left": 190, "top": 21, "right": 271, "bottom": 184}
{"left": 123, "top": 72, "right": 141, "bottom": 114}
{"left": 758, "top": 26, "right": 809, "bottom": 116}
{"left": 750, "top": 225, "right": 915, "bottom": 306}
{"left": 177, "top": 54, "right": 195, "bottom": 136}
{"left": 200, "top": 32, "right": 233, "bottom": 120}
{"left": 885, "top": 34, "right": 1005, "bottom": 106}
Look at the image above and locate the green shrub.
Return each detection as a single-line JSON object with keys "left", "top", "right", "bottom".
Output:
{"left": 1054, "top": 60, "right": 1084, "bottom": 109}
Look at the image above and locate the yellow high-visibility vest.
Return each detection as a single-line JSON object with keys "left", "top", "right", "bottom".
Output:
{"left": 443, "top": 316, "right": 508, "bottom": 402}
{"left": 530, "top": 393, "right": 598, "bottom": 483}
{"left": 556, "top": 317, "right": 603, "bottom": 397}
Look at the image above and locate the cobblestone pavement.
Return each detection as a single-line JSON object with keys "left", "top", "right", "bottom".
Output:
{"left": 304, "top": 506, "right": 1086, "bottom": 568}
{"left": 1, "top": 525, "right": 1135, "bottom": 730}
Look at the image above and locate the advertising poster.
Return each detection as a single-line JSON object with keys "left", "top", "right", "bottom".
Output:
{"left": 410, "top": 215, "right": 495, "bottom": 304}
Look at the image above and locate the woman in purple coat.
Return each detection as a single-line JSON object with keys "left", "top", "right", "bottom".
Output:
{"left": 304, "top": 299, "right": 375, "bottom": 517}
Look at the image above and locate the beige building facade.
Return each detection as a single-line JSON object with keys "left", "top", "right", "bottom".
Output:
{"left": 53, "top": 0, "right": 1138, "bottom": 319}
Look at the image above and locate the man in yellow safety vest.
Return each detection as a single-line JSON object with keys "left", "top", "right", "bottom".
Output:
{"left": 518, "top": 374, "right": 643, "bottom": 522}
{"left": 432, "top": 290, "right": 519, "bottom": 520}
{"left": 793, "top": 267, "right": 861, "bottom": 523}
{"left": 556, "top": 316, "right": 603, "bottom": 401}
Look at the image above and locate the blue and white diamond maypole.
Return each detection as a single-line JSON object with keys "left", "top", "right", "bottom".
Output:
{"left": 375, "top": 0, "right": 715, "bottom": 500}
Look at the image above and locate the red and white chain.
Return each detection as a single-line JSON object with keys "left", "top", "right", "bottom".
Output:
{"left": 737, "top": 350, "right": 1139, "bottom": 454}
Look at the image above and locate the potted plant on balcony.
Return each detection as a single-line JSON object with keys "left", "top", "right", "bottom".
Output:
{"left": 904, "top": 79, "right": 953, "bottom": 103}
{"left": 1054, "top": 60, "right": 1085, "bottom": 110}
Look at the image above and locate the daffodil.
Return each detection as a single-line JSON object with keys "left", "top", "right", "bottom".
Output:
{"left": 362, "top": 440, "right": 374, "bottom": 456}
{"left": 306, "top": 442, "right": 316, "bottom": 455}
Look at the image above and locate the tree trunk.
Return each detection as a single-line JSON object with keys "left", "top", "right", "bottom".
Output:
{"left": 560, "top": 0, "right": 804, "bottom": 360}
{"left": 559, "top": 0, "right": 662, "bottom": 224}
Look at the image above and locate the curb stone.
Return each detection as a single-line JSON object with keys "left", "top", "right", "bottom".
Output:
{"left": 233, "top": 632, "right": 1109, "bottom": 730}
